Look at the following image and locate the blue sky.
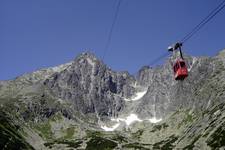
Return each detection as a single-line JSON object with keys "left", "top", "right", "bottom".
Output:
{"left": 1, "top": 0, "right": 225, "bottom": 80}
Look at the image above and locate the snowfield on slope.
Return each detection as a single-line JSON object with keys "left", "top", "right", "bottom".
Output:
{"left": 101, "top": 123, "right": 120, "bottom": 132}
{"left": 111, "top": 114, "right": 143, "bottom": 126}
{"left": 101, "top": 114, "right": 162, "bottom": 131}
{"left": 149, "top": 117, "right": 162, "bottom": 123}
{"left": 124, "top": 90, "right": 148, "bottom": 101}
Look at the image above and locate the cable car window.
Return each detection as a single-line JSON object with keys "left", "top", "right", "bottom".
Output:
{"left": 180, "top": 62, "right": 186, "bottom": 68}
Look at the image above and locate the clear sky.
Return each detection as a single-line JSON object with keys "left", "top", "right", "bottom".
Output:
{"left": 1, "top": 0, "right": 225, "bottom": 80}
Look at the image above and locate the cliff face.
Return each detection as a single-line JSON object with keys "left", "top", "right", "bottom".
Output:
{"left": 136, "top": 56, "right": 208, "bottom": 117}
{"left": 0, "top": 50, "right": 225, "bottom": 149}
{"left": 43, "top": 53, "right": 136, "bottom": 120}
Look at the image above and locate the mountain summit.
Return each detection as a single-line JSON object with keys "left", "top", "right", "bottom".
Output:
{"left": 1, "top": 50, "right": 225, "bottom": 149}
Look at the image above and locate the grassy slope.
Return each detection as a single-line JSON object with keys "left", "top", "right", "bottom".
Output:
{"left": 0, "top": 111, "right": 34, "bottom": 150}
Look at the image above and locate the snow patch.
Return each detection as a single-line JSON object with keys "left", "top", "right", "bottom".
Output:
{"left": 124, "top": 90, "right": 147, "bottom": 101}
{"left": 119, "top": 114, "right": 142, "bottom": 125}
{"left": 101, "top": 114, "right": 162, "bottom": 131}
{"left": 131, "top": 90, "right": 147, "bottom": 101}
{"left": 149, "top": 117, "right": 162, "bottom": 123}
{"left": 112, "top": 114, "right": 143, "bottom": 126}
{"left": 124, "top": 114, "right": 143, "bottom": 125}
{"left": 101, "top": 123, "right": 120, "bottom": 132}
{"left": 101, "top": 114, "right": 143, "bottom": 131}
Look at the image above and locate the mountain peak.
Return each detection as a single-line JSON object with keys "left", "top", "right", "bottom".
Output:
{"left": 71, "top": 51, "right": 105, "bottom": 70}
{"left": 75, "top": 51, "right": 99, "bottom": 62}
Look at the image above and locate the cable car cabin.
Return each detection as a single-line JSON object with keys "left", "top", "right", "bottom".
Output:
{"left": 173, "top": 59, "right": 188, "bottom": 80}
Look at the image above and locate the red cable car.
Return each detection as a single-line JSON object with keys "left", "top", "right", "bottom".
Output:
{"left": 173, "top": 59, "right": 188, "bottom": 80}
{"left": 168, "top": 42, "right": 188, "bottom": 80}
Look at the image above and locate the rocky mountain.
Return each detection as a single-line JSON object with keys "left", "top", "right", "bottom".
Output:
{"left": 0, "top": 49, "right": 225, "bottom": 149}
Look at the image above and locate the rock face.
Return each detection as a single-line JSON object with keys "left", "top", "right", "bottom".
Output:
{"left": 0, "top": 49, "right": 225, "bottom": 149}
{"left": 134, "top": 52, "right": 225, "bottom": 119}
{"left": 43, "top": 53, "right": 136, "bottom": 119}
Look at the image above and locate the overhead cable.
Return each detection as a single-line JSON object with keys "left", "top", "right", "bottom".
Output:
{"left": 181, "top": 0, "right": 225, "bottom": 43}
{"left": 102, "top": 0, "right": 123, "bottom": 61}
